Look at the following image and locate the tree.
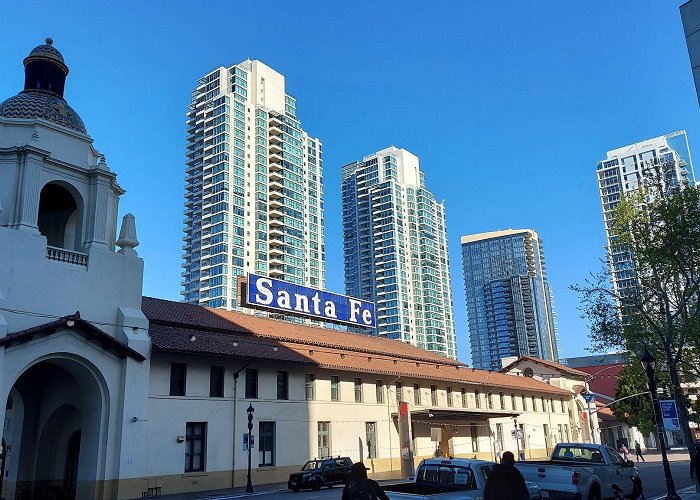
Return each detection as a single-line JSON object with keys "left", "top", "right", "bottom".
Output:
{"left": 612, "top": 363, "right": 655, "bottom": 439}
{"left": 574, "top": 159, "right": 700, "bottom": 457}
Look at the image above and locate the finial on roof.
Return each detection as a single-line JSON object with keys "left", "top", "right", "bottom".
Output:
{"left": 46, "top": 37, "right": 54, "bottom": 45}
{"left": 117, "top": 213, "right": 140, "bottom": 256}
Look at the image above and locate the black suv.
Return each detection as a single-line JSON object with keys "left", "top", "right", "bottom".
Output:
{"left": 287, "top": 456, "right": 353, "bottom": 492}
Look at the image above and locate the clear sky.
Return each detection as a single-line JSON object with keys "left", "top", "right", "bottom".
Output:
{"left": 1, "top": 1, "right": 698, "bottom": 365}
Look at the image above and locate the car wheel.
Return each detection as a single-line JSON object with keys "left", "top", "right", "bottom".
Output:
{"left": 292, "top": 487, "right": 300, "bottom": 492}
{"left": 587, "top": 487, "right": 601, "bottom": 500}
{"left": 326, "top": 483, "right": 334, "bottom": 488}
{"left": 312, "top": 479, "right": 322, "bottom": 491}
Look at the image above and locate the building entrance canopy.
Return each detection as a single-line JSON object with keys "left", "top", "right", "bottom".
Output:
{"left": 401, "top": 408, "right": 520, "bottom": 423}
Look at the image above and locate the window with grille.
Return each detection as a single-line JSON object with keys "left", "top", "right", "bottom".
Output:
{"left": 170, "top": 363, "right": 187, "bottom": 396}
{"left": 185, "top": 422, "right": 206, "bottom": 472}
{"left": 259, "top": 421, "right": 275, "bottom": 466}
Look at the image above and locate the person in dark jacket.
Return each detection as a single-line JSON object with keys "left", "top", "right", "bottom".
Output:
{"left": 691, "top": 442, "right": 700, "bottom": 494}
{"left": 484, "top": 451, "right": 530, "bottom": 500}
{"left": 341, "top": 462, "right": 389, "bottom": 500}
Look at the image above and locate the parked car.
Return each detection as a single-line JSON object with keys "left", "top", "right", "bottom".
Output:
{"left": 515, "top": 443, "right": 641, "bottom": 500}
{"left": 287, "top": 456, "right": 353, "bottom": 492}
{"left": 381, "top": 458, "right": 542, "bottom": 499}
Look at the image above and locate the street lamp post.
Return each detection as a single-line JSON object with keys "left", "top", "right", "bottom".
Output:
{"left": 245, "top": 403, "right": 255, "bottom": 493}
{"left": 640, "top": 348, "right": 680, "bottom": 500}
{"left": 512, "top": 417, "right": 523, "bottom": 461}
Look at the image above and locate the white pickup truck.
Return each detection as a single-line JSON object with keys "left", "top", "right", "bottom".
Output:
{"left": 514, "top": 443, "right": 641, "bottom": 500}
{"left": 381, "top": 458, "right": 542, "bottom": 500}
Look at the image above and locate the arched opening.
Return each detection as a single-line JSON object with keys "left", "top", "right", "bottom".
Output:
{"left": 37, "top": 183, "right": 81, "bottom": 250}
{"left": 1, "top": 358, "right": 106, "bottom": 500}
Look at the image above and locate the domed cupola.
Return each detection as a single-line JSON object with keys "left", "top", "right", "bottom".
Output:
{"left": 23, "top": 37, "right": 69, "bottom": 96}
{"left": 0, "top": 38, "right": 87, "bottom": 134}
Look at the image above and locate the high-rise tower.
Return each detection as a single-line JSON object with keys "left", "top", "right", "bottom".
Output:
{"left": 183, "top": 60, "right": 325, "bottom": 309}
{"left": 461, "top": 229, "right": 559, "bottom": 371}
{"left": 341, "top": 147, "right": 456, "bottom": 358}
{"left": 597, "top": 131, "right": 693, "bottom": 306}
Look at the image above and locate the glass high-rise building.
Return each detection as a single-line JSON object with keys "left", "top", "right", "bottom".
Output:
{"left": 341, "top": 147, "right": 456, "bottom": 358}
{"left": 183, "top": 60, "right": 324, "bottom": 309}
{"left": 461, "top": 229, "right": 559, "bottom": 371}
{"left": 597, "top": 131, "right": 693, "bottom": 307}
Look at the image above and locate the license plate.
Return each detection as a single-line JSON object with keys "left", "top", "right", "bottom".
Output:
{"left": 291, "top": 480, "right": 297, "bottom": 485}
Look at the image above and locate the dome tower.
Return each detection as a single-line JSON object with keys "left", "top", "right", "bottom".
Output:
{"left": 0, "top": 38, "right": 86, "bottom": 134}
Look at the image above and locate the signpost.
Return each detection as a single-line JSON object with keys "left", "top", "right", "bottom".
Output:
{"left": 243, "top": 433, "right": 254, "bottom": 451}
{"left": 659, "top": 400, "right": 681, "bottom": 431}
{"left": 244, "top": 273, "right": 375, "bottom": 327}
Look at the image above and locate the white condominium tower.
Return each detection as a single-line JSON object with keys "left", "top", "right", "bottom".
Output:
{"left": 183, "top": 60, "right": 325, "bottom": 309}
{"left": 341, "top": 147, "right": 457, "bottom": 359}
{"left": 597, "top": 131, "right": 693, "bottom": 304}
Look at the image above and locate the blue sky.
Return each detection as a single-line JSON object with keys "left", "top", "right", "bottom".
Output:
{"left": 1, "top": 1, "right": 698, "bottom": 364}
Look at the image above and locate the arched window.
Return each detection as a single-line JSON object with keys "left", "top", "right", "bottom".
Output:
{"left": 523, "top": 367, "right": 534, "bottom": 378}
{"left": 37, "top": 183, "right": 79, "bottom": 250}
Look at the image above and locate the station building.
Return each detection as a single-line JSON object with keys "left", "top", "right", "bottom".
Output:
{"left": 0, "top": 39, "right": 595, "bottom": 499}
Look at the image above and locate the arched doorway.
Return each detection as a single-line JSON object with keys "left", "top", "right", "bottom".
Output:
{"left": 1, "top": 357, "right": 106, "bottom": 500}
{"left": 37, "top": 182, "right": 82, "bottom": 251}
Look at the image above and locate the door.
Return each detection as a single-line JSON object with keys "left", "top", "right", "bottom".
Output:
{"left": 606, "top": 447, "right": 630, "bottom": 496}
{"left": 64, "top": 431, "right": 81, "bottom": 500}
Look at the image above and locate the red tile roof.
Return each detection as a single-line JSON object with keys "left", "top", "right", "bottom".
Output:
{"left": 574, "top": 364, "right": 624, "bottom": 399}
{"left": 142, "top": 297, "right": 570, "bottom": 396}
{"left": 2, "top": 313, "right": 146, "bottom": 361}
{"left": 500, "top": 356, "right": 589, "bottom": 379}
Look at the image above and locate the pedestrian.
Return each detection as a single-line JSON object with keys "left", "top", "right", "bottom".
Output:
{"left": 691, "top": 442, "right": 700, "bottom": 494}
{"left": 620, "top": 443, "right": 629, "bottom": 461}
{"left": 634, "top": 441, "right": 645, "bottom": 462}
{"left": 484, "top": 451, "right": 530, "bottom": 500}
{"left": 342, "top": 461, "right": 389, "bottom": 500}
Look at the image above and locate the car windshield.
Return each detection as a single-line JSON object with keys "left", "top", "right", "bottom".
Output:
{"left": 416, "top": 464, "right": 477, "bottom": 489}
{"left": 552, "top": 446, "right": 602, "bottom": 463}
{"left": 302, "top": 460, "right": 322, "bottom": 471}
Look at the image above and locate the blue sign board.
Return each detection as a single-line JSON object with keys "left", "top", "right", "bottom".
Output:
{"left": 245, "top": 273, "right": 376, "bottom": 328}
{"left": 583, "top": 393, "right": 595, "bottom": 403}
{"left": 659, "top": 399, "right": 680, "bottom": 431}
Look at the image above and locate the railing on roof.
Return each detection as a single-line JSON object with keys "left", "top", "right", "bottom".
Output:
{"left": 46, "top": 246, "right": 88, "bottom": 267}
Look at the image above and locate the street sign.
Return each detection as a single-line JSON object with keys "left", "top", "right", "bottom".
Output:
{"left": 243, "top": 433, "right": 255, "bottom": 451}
{"left": 583, "top": 393, "right": 595, "bottom": 403}
{"left": 244, "top": 273, "right": 376, "bottom": 327}
{"left": 659, "top": 400, "right": 681, "bottom": 431}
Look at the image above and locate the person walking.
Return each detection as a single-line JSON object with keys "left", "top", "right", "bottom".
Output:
{"left": 342, "top": 462, "right": 389, "bottom": 500}
{"left": 634, "top": 441, "right": 645, "bottom": 462}
{"left": 484, "top": 451, "right": 530, "bottom": 500}
{"left": 620, "top": 443, "right": 630, "bottom": 461}
{"left": 691, "top": 442, "right": 700, "bottom": 494}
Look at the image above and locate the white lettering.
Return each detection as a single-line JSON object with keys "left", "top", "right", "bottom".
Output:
{"left": 362, "top": 309, "right": 373, "bottom": 325}
{"left": 255, "top": 278, "right": 273, "bottom": 305}
{"left": 278, "top": 290, "right": 291, "bottom": 309}
{"left": 294, "top": 293, "right": 309, "bottom": 313}
{"left": 311, "top": 293, "right": 321, "bottom": 315}
{"left": 324, "top": 301, "right": 337, "bottom": 318}
{"left": 349, "top": 299, "right": 362, "bottom": 322}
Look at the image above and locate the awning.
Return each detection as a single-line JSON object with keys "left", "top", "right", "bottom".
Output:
{"left": 398, "top": 407, "right": 521, "bottom": 423}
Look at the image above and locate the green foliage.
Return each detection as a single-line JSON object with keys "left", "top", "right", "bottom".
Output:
{"left": 573, "top": 161, "right": 700, "bottom": 454}
{"left": 612, "top": 363, "right": 655, "bottom": 437}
